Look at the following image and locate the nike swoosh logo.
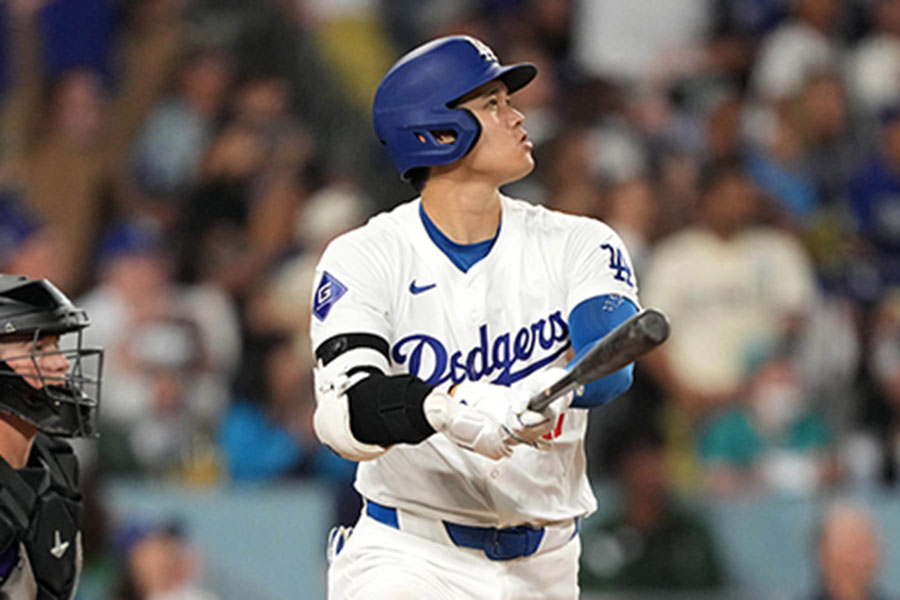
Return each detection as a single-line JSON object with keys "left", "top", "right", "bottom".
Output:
{"left": 409, "top": 281, "right": 436, "bottom": 295}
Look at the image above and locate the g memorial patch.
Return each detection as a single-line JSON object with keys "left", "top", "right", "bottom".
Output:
{"left": 313, "top": 271, "right": 348, "bottom": 321}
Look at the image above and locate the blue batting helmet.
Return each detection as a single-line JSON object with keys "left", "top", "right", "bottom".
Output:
{"left": 373, "top": 35, "right": 537, "bottom": 181}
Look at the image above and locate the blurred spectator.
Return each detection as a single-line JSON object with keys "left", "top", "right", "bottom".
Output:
{"left": 77, "top": 221, "right": 238, "bottom": 478}
{"left": 847, "top": 106, "right": 900, "bottom": 295}
{"left": 38, "top": 0, "right": 114, "bottom": 81}
{"left": 111, "top": 518, "right": 218, "bottom": 600}
{"left": 219, "top": 336, "right": 359, "bottom": 524}
{"left": 745, "top": 98, "right": 822, "bottom": 224}
{"left": 698, "top": 355, "right": 834, "bottom": 495}
{"left": 0, "top": 186, "right": 69, "bottom": 287}
{"left": 538, "top": 128, "right": 605, "bottom": 215}
{"left": 602, "top": 175, "right": 658, "bottom": 274}
{"left": 590, "top": 112, "right": 650, "bottom": 185}
{"left": 262, "top": 177, "right": 369, "bottom": 341}
{"left": 119, "top": 317, "right": 213, "bottom": 476}
{"left": 519, "top": 0, "right": 573, "bottom": 63}
{"left": 706, "top": 0, "right": 783, "bottom": 83}
{"left": 751, "top": 0, "right": 843, "bottom": 102}
{"left": 232, "top": 73, "right": 314, "bottom": 256}
{"left": 176, "top": 73, "right": 310, "bottom": 294}
{"left": 643, "top": 158, "right": 817, "bottom": 416}
{"left": 701, "top": 86, "right": 749, "bottom": 163}
{"left": 1, "top": 0, "right": 183, "bottom": 292}
{"left": 573, "top": 0, "right": 711, "bottom": 85}
{"left": 843, "top": 289, "right": 900, "bottom": 487}
{"left": 219, "top": 338, "right": 354, "bottom": 485}
{"left": 580, "top": 425, "right": 725, "bottom": 591}
{"left": 300, "top": 0, "right": 395, "bottom": 112}
{"left": 130, "top": 48, "right": 235, "bottom": 229}
{"left": 75, "top": 471, "right": 117, "bottom": 600}
{"left": 654, "top": 150, "right": 701, "bottom": 237}
{"left": 847, "top": 0, "right": 900, "bottom": 116}
{"left": 797, "top": 71, "right": 858, "bottom": 209}
{"left": 810, "top": 501, "right": 885, "bottom": 600}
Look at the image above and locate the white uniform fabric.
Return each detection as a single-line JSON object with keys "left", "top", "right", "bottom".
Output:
{"left": 310, "top": 195, "right": 639, "bottom": 596}
{"left": 328, "top": 513, "right": 581, "bottom": 600}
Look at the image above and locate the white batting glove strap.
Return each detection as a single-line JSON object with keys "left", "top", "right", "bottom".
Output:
{"left": 423, "top": 390, "right": 513, "bottom": 461}
{"left": 450, "top": 379, "right": 560, "bottom": 449}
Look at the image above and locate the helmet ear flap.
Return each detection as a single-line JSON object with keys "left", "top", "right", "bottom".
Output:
{"left": 394, "top": 106, "right": 483, "bottom": 181}
{"left": 411, "top": 108, "right": 483, "bottom": 152}
{"left": 458, "top": 107, "right": 483, "bottom": 157}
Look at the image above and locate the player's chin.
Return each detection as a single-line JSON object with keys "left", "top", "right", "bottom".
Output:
{"left": 496, "top": 151, "right": 535, "bottom": 186}
{"left": 515, "top": 152, "right": 536, "bottom": 178}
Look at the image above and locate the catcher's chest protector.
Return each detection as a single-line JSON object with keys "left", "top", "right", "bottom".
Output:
{"left": 0, "top": 434, "right": 83, "bottom": 600}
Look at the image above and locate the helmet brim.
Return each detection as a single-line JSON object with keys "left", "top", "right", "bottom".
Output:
{"left": 497, "top": 63, "right": 537, "bottom": 95}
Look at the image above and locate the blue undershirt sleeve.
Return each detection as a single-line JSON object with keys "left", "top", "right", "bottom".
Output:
{"left": 566, "top": 295, "right": 639, "bottom": 408}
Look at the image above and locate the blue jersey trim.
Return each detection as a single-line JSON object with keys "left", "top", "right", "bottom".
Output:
{"left": 567, "top": 295, "right": 638, "bottom": 407}
{"left": 419, "top": 204, "right": 499, "bottom": 273}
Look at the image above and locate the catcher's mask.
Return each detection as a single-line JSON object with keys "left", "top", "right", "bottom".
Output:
{"left": 0, "top": 275, "right": 103, "bottom": 437}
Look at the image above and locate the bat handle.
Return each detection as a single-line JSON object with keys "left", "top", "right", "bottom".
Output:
{"left": 527, "top": 377, "right": 578, "bottom": 412}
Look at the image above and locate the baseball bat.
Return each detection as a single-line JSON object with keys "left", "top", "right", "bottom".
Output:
{"left": 527, "top": 308, "right": 670, "bottom": 412}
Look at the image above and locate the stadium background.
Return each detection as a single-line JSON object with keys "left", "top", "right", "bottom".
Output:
{"left": 2, "top": 0, "right": 899, "bottom": 598}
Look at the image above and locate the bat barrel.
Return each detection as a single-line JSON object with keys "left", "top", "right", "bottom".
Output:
{"left": 636, "top": 308, "right": 670, "bottom": 344}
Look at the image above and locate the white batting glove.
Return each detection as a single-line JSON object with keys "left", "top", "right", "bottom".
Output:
{"left": 507, "top": 367, "right": 573, "bottom": 446}
{"left": 451, "top": 368, "right": 573, "bottom": 450}
{"left": 423, "top": 390, "right": 513, "bottom": 461}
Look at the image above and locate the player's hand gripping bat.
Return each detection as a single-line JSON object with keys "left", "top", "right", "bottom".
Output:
{"left": 527, "top": 308, "right": 670, "bottom": 412}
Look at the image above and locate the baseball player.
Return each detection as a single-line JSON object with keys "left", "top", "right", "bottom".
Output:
{"left": 311, "top": 36, "right": 640, "bottom": 599}
{"left": 0, "top": 274, "right": 104, "bottom": 599}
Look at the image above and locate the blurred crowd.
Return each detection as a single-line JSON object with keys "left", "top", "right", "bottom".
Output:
{"left": 2, "top": 0, "right": 900, "bottom": 596}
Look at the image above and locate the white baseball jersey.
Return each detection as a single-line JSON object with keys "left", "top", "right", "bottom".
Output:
{"left": 310, "top": 195, "right": 639, "bottom": 528}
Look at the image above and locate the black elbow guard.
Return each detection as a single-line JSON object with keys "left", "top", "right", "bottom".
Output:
{"left": 347, "top": 371, "right": 437, "bottom": 447}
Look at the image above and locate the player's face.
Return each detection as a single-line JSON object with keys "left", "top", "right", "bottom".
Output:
{"left": 0, "top": 335, "right": 70, "bottom": 389}
{"left": 454, "top": 81, "right": 534, "bottom": 185}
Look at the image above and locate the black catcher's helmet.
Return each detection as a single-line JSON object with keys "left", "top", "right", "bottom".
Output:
{"left": 0, "top": 275, "right": 103, "bottom": 437}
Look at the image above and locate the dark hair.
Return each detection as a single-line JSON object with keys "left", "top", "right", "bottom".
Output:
{"left": 697, "top": 155, "right": 746, "bottom": 196}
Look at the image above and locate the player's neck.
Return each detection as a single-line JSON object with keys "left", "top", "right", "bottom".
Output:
{"left": 420, "top": 178, "right": 501, "bottom": 244}
{"left": 0, "top": 413, "right": 37, "bottom": 469}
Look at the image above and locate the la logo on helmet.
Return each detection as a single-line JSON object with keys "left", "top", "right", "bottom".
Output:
{"left": 467, "top": 37, "right": 498, "bottom": 63}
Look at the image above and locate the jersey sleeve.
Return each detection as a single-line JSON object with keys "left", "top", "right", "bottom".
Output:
{"left": 309, "top": 230, "right": 394, "bottom": 362}
{"left": 563, "top": 218, "right": 641, "bottom": 318}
